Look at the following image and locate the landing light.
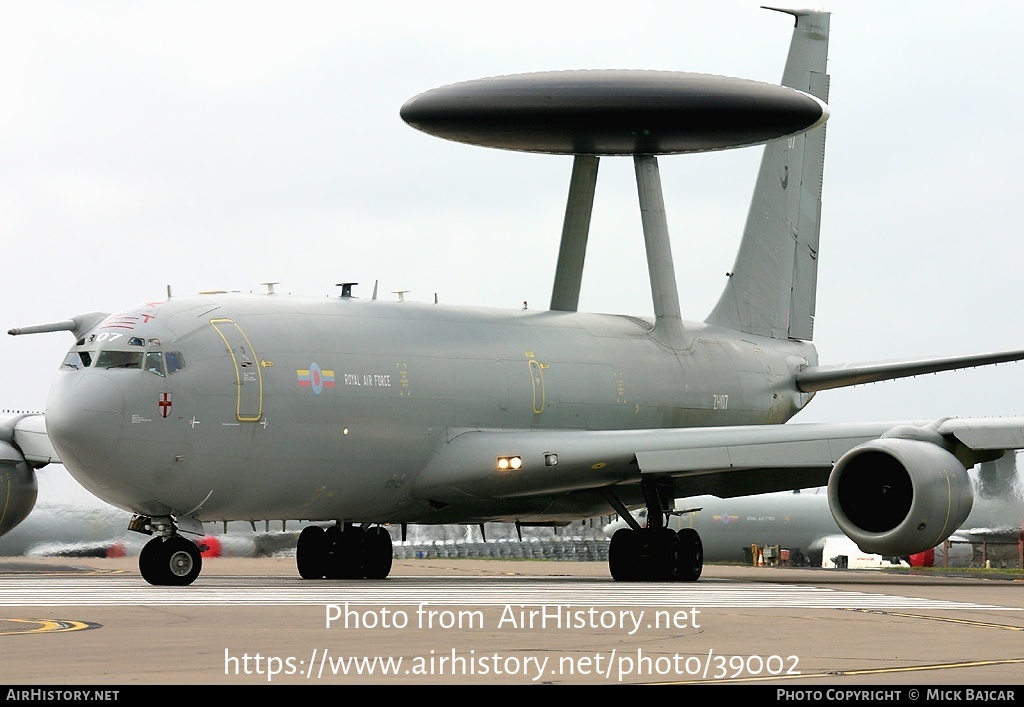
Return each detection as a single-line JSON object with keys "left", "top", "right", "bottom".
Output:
{"left": 497, "top": 455, "right": 522, "bottom": 471}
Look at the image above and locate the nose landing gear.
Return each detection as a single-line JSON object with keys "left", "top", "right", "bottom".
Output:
{"left": 139, "top": 535, "right": 202, "bottom": 586}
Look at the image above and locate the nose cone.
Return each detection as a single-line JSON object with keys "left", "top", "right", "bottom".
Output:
{"left": 46, "top": 372, "right": 124, "bottom": 488}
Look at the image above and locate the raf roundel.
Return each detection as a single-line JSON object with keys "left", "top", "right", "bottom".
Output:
{"left": 297, "top": 362, "right": 336, "bottom": 395}
{"left": 310, "top": 363, "right": 324, "bottom": 395}
{"left": 400, "top": 70, "right": 829, "bottom": 156}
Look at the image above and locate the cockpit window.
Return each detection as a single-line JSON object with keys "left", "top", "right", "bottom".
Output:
{"left": 165, "top": 351, "right": 186, "bottom": 375}
{"left": 95, "top": 350, "right": 144, "bottom": 370}
{"left": 128, "top": 337, "right": 146, "bottom": 347}
{"left": 145, "top": 351, "right": 165, "bottom": 377}
{"left": 61, "top": 351, "right": 93, "bottom": 370}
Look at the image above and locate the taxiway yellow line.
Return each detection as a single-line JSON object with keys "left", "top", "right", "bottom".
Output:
{"left": 0, "top": 618, "right": 98, "bottom": 636}
{"left": 844, "top": 607, "right": 1024, "bottom": 631}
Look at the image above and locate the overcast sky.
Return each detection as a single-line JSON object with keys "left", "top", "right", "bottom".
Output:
{"left": 3, "top": 0, "right": 1023, "bottom": 431}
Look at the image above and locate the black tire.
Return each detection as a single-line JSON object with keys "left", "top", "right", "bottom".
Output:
{"left": 677, "top": 528, "right": 703, "bottom": 582}
{"left": 140, "top": 536, "right": 201, "bottom": 586}
{"left": 322, "top": 526, "right": 343, "bottom": 579}
{"left": 651, "top": 528, "right": 682, "bottom": 581}
{"left": 363, "top": 526, "right": 394, "bottom": 579}
{"left": 139, "top": 537, "right": 166, "bottom": 585}
{"left": 608, "top": 528, "right": 641, "bottom": 581}
{"left": 163, "top": 536, "right": 202, "bottom": 586}
{"left": 296, "top": 525, "right": 327, "bottom": 579}
{"left": 325, "top": 525, "right": 365, "bottom": 579}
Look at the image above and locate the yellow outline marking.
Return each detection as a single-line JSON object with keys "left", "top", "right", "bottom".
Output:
{"left": 528, "top": 358, "right": 545, "bottom": 414}
{"left": 209, "top": 318, "right": 263, "bottom": 422}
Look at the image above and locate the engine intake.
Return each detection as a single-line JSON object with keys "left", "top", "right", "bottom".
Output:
{"left": 827, "top": 437, "right": 972, "bottom": 557}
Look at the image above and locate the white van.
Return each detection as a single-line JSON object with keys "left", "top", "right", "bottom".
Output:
{"left": 821, "top": 536, "right": 909, "bottom": 569}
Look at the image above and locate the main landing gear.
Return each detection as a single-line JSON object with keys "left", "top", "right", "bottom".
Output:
{"left": 608, "top": 526, "right": 703, "bottom": 581}
{"left": 604, "top": 479, "right": 703, "bottom": 582}
{"left": 296, "top": 523, "right": 394, "bottom": 580}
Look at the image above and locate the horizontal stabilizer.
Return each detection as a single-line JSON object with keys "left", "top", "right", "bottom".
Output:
{"left": 796, "top": 349, "right": 1024, "bottom": 393}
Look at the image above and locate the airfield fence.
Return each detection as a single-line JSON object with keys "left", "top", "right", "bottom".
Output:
{"left": 392, "top": 536, "right": 610, "bottom": 561}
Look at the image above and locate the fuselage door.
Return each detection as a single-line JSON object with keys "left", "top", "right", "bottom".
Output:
{"left": 209, "top": 318, "right": 263, "bottom": 422}
{"left": 528, "top": 357, "right": 545, "bottom": 414}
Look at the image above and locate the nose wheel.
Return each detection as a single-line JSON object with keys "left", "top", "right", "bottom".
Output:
{"left": 140, "top": 536, "right": 202, "bottom": 586}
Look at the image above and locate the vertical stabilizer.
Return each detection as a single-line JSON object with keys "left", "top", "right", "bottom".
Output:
{"left": 706, "top": 9, "right": 830, "bottom": 340}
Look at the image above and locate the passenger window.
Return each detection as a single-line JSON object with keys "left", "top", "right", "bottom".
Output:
{"left": 165, "top": 351, "right": 186, "bottom": 375}
{"left": 145, "top": 351, "right": 165, "bottom": 377}
{"left": 95, "top": 351, "right": 143, "bottom": 370}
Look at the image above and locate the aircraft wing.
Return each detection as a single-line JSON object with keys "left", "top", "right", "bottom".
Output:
{"left": 413, "top": 417, "right": 1024, "bottom": 503}
{"left": 8, "top": 414, "right": 60, "bottom": 465}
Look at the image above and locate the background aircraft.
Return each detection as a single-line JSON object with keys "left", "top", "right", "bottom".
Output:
{"left": 604, "top": 453, "right": 1024, "bottom": 568}
{"left": 6, "top": 8, "right": 1024, "bottom": 589}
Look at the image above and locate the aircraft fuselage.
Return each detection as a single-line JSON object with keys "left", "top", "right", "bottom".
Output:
{"left": 44, "top": 294, "right": 816, "bottom": 525}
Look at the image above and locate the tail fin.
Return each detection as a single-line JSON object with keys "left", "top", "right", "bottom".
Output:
{"left": 706, "top": 8, "right": 830, "bottom": 340}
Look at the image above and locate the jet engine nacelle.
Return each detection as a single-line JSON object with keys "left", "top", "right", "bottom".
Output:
{"left": 827, "top": 437, "right": 972, "bottom": 557}
{"left": 0, "top": 440, "right": 38, "bottom": 537}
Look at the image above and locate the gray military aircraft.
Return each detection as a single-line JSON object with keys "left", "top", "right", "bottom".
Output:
{"left": 7, "top": 8, "right": 1024, "bottom": 586}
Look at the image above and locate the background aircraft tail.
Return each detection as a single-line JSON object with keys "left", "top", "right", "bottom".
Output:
{"left": 705, "top": 9, "right": 829, "bottom": 341}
